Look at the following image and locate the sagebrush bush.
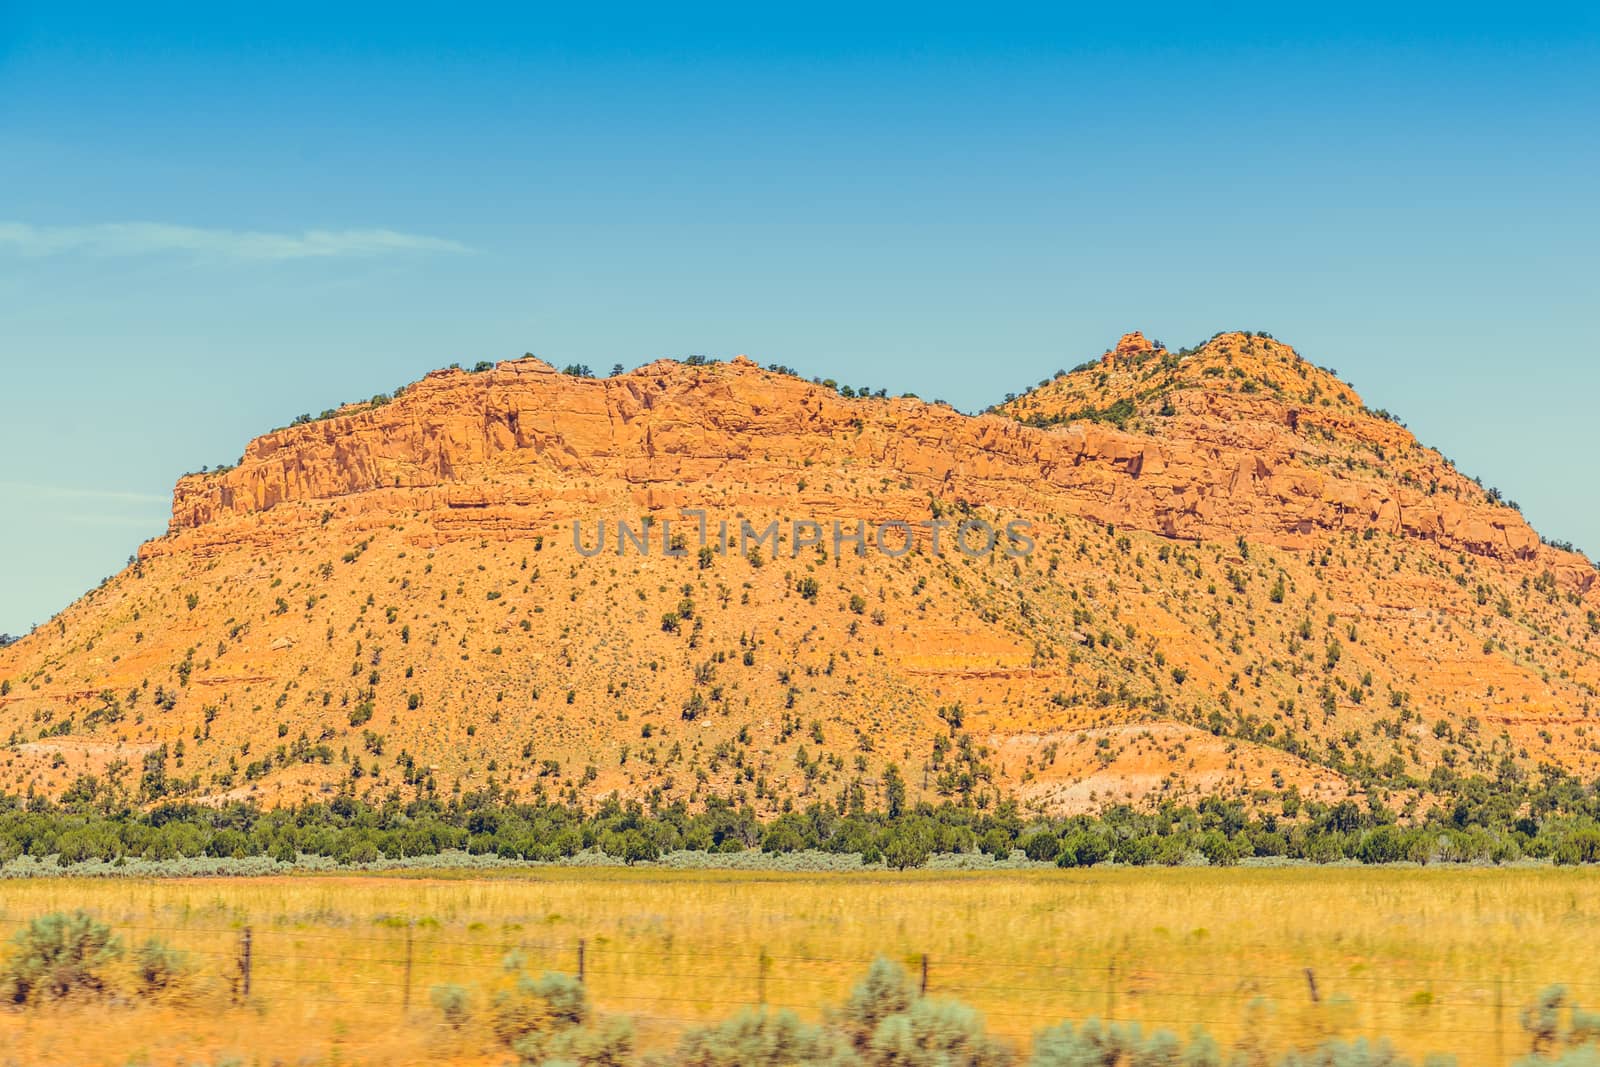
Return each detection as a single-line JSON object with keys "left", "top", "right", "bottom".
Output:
{"left": 869, "top": 997, "right": 1013, "bottom": 1066}
{"left": 675, "top": 1007, "right": 851, "bottom": 1066}
{"left": 831, "top": 956, "right": 1014, "bottom": 1066}
{"left": 431, "top": 982, "right": 472, "bottom": 1029}
{"left": 2, "top": 910, "right": 122, "bottom": 1003}
{"left": 1521, "top": 985, "right": 1600, "bottom": 1058}
{"left": 132, "top": 936, "right": 191, "bottom": 998}
{"left": 490, "top": 967, "right": 628, "bottom": 1064}
{"left": 1031, "top": 1019, "right": 1219, "bottom": 1067}
{"left": 526, "top": 1012, "right": 636, "bottom": 1066}
{"left": 534, "top": 970, "right": 591, "bottom": 1027}
{"left": 1273, "top": 1036, "right": 1443, "bottom": 1067}
{"left": 841, "top": 957, "right": 917, "bottom": 1047}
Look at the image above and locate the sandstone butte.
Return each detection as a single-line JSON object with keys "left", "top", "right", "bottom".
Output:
{"left": 1, "top": 331, "right": 1596, "bottom": 818}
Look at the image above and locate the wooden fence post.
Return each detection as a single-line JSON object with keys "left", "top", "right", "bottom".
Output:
{"left": 239, "top": 926, "right": 253, "bottom": 1002}
{"left": 920, "top": 954, "right": 929, "bottom": 995}
{"left": 578, "top": 938, "right": 587, "bottom": 983}
{"left": 1304, "top": 967, "right": 1320, "bottom": 1004}
{"left": 758, "top": 946, "right": 770, "bottom": 1006}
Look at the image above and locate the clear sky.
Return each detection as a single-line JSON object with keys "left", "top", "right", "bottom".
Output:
{"left": 2, "top": 2, "right": 1597, "bottom": 636}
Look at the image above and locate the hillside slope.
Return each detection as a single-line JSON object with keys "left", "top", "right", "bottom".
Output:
{"left": 0, "top": 335, "right": 1595, "bottom": 817}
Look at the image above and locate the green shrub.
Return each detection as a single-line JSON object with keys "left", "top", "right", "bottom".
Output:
{"left": 489, "top": 967, "right": 636, "bottom": 1066}
{"left": 1020, "top": 832, "right": 1060, "bottom": 863}
{"left": 432, "top": 983, "right": 472, "bottom": 1029}
{"left": 1057, "top": 831, "right": 1110, "bottom": 867}
{"left": 1198, "top": 830, "right": 1240, "bottom": 867}
{"left": 1519, "top": 984, "right": 1600, "bottom": 1057}
{"left": 675, "top": 1008, "right": 843, "bottom": 1066}
{"left": 979, "top": 828, "right": 1012, "bottom": 860}
{"left": 1356, "top": 825, "right": 1407, "bottom": 865}
{"left": 492, "top": 969, "right": 591, "bottom": 1047}
{"left": 869, "top": 997, "right": 1013, "bottom": 1066}
{"left": 1554, "top": 829, "right": 1600, "bottom": 866}
{"left": 1283, "top": 1037, "right": 1445, "bottom": 1067}
{"left": 133, "top": 937, "right": 191, "bottom": 998}
{"left": 2, "top": 911, "right": 122, "bottom": 1003}
{"left": 837, "top": 957, "right": 1014, "bottom": 1065}
{"left": 843, "top": 958, "right": 917, "bottom": 1047}
{"left": 527, "top": 1012, "right": 636, "bottom": 1065}
{"left": 880, "top": 826, "right": 933, "bottom": 870}
{"left": 1116, "top": 835, "right": 1157, "bottom": 866}
{"left": 1032, "top": 1019, "right": 1215, "bottom": 1067}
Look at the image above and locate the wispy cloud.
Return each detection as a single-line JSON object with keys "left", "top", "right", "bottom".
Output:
{"left": 0, "top": 222, "right": 472, "bottom": 261}
{"left": 0, "top": 483, "right": 170, "bottom": 531}
{"left": 47, "top": 513, "right": 171, "bottom": 529}
{"left": 0, "top": 481, "right": 170, "bottom": 506}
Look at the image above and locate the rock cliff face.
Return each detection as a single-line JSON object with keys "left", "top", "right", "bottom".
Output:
{"left": 1000, "top": 332, "right": 1593, "bottom": 590}
{"left": 1, "top": 333, "right": 1595, "bottom": 814}
{"left": 162, "top": 343, "right": 1592, "bottom": 596}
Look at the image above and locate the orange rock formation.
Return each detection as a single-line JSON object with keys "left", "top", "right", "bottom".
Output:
{"left": 1, "top": 332, "right": 1594, "bottom": 815}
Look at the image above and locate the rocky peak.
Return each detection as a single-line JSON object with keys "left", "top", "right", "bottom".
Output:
{"left": 1109, "top": 331, "right": 1162, "bottom": 362}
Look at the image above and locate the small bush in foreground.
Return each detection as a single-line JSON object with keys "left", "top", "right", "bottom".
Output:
{"left": 432, "top": 982, "right": 473, "bottom": 1029}
{"left": 491, "top": 964, "right": 634, "bottom": 1064}
{"left": 2, "top": 910, "right": 122, "bottom": 1003}
{"left": 674, "top": 1007, "right": 849, "bottom": 1066}
{"left": 1521, "top": 985, "right": 1600, "bottom": 1058}
{"left": 132, "top": 936, "right": 192, "bottom": 998}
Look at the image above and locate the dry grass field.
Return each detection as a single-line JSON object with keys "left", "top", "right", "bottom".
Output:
{"left": 0, "top": 866, "right": 1593, "bottom": 1066}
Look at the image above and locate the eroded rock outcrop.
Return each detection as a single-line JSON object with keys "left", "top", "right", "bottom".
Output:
{"left": 160, "top": 342, "right": 1592, "bottom": 595}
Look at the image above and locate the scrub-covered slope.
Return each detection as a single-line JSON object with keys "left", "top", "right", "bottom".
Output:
{"left": 1, "top": 335, "right": 1593, "bottom": 818}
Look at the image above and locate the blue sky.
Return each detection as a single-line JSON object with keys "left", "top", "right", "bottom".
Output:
{"left": 2, "top": 2, "right": 1597, "bottom": 635}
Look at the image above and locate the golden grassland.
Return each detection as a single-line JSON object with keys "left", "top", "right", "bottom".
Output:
{"left": 0, "top": 866, "right": 1594, "bottom": 1066}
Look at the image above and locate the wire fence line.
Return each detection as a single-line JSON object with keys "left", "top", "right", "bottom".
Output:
{"left": 0, "top": 911, "right": 1587, "bottom": 988}
{"left": 0, "top": 911, "right": 1565, "bottom": 1051}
